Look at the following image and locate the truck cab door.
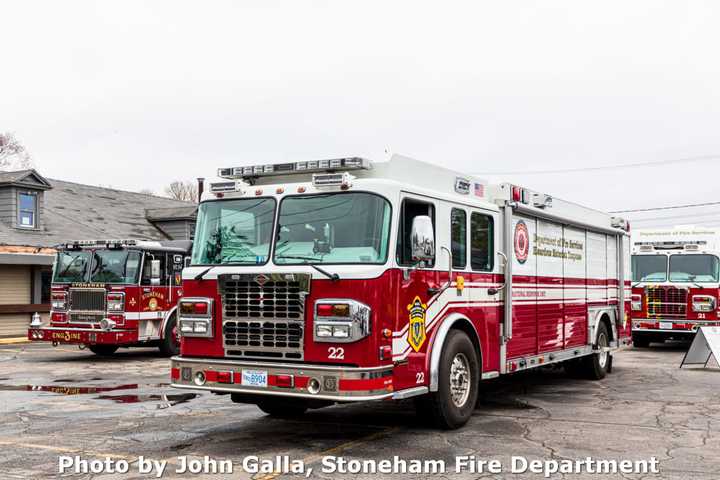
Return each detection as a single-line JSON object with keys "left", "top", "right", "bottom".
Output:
{"left": 396, "top": 194, "right": 439, "bottom": 360}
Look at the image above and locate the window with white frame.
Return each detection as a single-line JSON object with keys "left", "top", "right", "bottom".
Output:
{"left": 17, "top": 192, "right": 38, "bottom": 228}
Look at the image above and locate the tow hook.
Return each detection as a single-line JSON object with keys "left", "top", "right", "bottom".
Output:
{"left": 52, "top": 341, "right": 58, "bottom": 347}
{"left": 78, "top": 344, "right": 86, "bottom": 350}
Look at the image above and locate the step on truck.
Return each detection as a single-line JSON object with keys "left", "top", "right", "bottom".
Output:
{"left": 631, "top": 227, "right": 720, "bottom": 347}
{"left": 28, "top": 239, "right": 192, "bottom": 356}
{"left": 170, "top": 154, "right": 632, "bottom": 429}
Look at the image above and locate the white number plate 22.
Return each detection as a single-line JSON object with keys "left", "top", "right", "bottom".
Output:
{"left": 241, "top": 369, "right": 268, "bottom": 388}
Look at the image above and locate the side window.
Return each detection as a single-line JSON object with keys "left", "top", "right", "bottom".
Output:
{"left": 396, "top": 198, "right": 435, "bottom": 267}
{"left": 17, "top": 192, "right": 38, "bottom": 228}
{"left": 141, "top": 252, "right": 168, "bottom": 285}
{"left": 471, "top": 212, "right": 494, "bottom": 271}
{"left": 451, "top": 208, "right": 467, "bottom": 269}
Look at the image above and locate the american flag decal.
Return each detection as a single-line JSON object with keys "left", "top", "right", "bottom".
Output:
{"left": 474, "top": 183, "right": 484, "bottom": 197}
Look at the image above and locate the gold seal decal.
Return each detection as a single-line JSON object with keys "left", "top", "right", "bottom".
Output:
{"left": 407, "top": 296, "right": 427, "bottom": 352}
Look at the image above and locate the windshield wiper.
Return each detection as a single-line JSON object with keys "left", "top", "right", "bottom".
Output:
{"left": 277, "top": 255, "right": 339, "bottom": 282}
{"left": 194, "top": 266, "right": 214, "bottom": 281}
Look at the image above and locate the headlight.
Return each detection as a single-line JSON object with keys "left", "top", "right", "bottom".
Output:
{"left": 177, "top": 298, "right": 214, "bottom": 338}
{"left": 314, "top": 299, "right": 371, "bottom": 343}
{"left": 631, "top": 294, "right": 642, "bottom": 311}
{"left": 51, "top": 292, "right": 67, "bottom": 311}
{"left": 692, "top": 295, "right": 716, "bottom": 313}
{"left": 106, "top": 293, "right": 125, "bottom": 312}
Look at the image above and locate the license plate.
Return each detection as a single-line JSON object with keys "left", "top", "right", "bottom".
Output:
{"left": 659, "top": 322, "right": 673, "bottom": 330}
{"left": 241, "top": 370, "right": 268, "bottom": 388}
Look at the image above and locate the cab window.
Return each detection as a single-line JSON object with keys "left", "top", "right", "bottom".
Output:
{"left": 141, "top": 252, "right": 168, "bottom": 285}
{"left": 451, "top": 208, "right": 467, "bottom": 269}
{"left": 470, "top": 212, "right": 494, "bottom": 271}
{"left": 396, "top": 198, "right": 435, "bottom": 267}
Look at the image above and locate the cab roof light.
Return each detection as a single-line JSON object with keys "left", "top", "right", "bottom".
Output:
{"left": 218, "top": 157, "right": 371, "bottom": 180}
{"left": 312, "top": 172, "right": 353, "bottom": 188}
{"left": 210, "top": 181, "right": 243, "bottom": 194}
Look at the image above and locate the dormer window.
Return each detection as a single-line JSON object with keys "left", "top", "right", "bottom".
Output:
{"left": 18, "top": 191, "right": 38, "bottom": 228}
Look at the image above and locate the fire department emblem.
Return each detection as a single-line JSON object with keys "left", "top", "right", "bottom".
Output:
{"left": 407, "top": 296, "right": 427, "bottom": 352}
{"left": 148, "top": 298, "right": 158, "bottom": 311}
{"left": 514, "top": 220, "right": 530, "bottom": 264}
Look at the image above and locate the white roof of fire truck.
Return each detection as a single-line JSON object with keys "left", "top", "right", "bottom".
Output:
{"left": 632, "top": 227, "right": 720, "bottom": 254}
{"left": 60, "top": 239, "right": 192, "bottom": 253}
{"left": 208, "top": 154, "right": 628, "bottom": 234}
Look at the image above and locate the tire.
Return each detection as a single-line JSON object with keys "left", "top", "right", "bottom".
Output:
{"left": 87, "top": 345, "right": 118, "bottom": 356}
{"left": 159, "top": 315, "right": 180, "bottom": 357}
{"left": 581, "top": 322, "right": 610, "bottom": 380}
{"left": 414, "top": 329, "right": 480, "bottom": 430}
{"left": 256, "top": 399, "right": 308, "bottom": 418}
{"left": 632, "top": 332, "right": 650, "bottom": 348}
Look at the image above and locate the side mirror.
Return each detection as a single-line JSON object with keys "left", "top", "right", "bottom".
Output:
{"left": 411, "top": 215, "right": 435, "bottom": 264}
{"left": 151, "top": 259, "right": 161, "bottom": 286}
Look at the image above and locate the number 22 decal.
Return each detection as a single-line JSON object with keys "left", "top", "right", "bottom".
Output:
{"left": 328, "top": 347, "right": 345, "bottom": 359}
{"left": 416, "top": 372, "right": 425, "bottom": 384}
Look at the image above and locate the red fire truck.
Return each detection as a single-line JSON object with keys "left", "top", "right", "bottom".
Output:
{"left": 28, "top": 239, "right": 192, "bottom": 356}
{"left": 631, "top": 227, "right": 720, "bottom": 347}
{"left": 170, "top": 155, "right": 631, "bottom": 429}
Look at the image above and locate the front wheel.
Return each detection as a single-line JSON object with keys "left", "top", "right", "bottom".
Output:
{"left": 87, "top": 345, "right": 118, "bottom": 356}
{"left": 414, "top": 329, "right": 479, "bottom": 430}
{"left": 159, "top": 316, "right": 180, "bottom": 357}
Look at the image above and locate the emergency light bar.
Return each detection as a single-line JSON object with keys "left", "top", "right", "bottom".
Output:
{"left": 217, "top": 157, "right": 371, "bottom": 180}
{"left": 64, "top": 239, "right": 139, "bottom": 249}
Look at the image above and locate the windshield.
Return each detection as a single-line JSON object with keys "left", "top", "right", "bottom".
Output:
{"left": 192, "top": 198, "right": 276, "bottom": 265}
{"left": 274, "top": 193, "right": 391, "bottom": 264}
{"left": 89, "top": 250, "right": 142, "bottom": 284}
{"left": 632, "top": 255, "right": 667, "bottom": 282}
{"left": 53, "top": 251, "right": 92, "bottom": 283}
{"left": 669, "top": 254, "right": 720, "bottom": 283}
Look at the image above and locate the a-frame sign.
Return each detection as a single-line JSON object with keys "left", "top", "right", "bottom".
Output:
{"left": 680, "top": 326, "right": 720, "bottom": 369}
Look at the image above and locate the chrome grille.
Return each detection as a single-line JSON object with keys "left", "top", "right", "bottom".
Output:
{"left": 69, "top": 288, "right": 106, "bottom": 312}
{"left": 220, "top": 273, "right": 310, "bottom": 360}
{"left": 646, "top": 286, "right": 688, "bottom": 318}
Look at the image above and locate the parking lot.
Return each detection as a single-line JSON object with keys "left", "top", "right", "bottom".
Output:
{"left": 0, "top": 342, "right": 717, "bottom": 479}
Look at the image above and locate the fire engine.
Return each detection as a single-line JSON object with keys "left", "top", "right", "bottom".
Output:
{"left": 170, "top": 155, "right": 632, "bottom": 429}
{"left": 28, "top": 239, "right": 192, "bottom": 356}
{"left": 631, "top": 227, "right": 720, "bottom": 347}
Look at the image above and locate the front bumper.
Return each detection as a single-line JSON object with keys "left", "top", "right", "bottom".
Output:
{"left": 632, "top": 318, "right": 720, "bottom": 334}
{"left": 170, "top": 356, "right": 395, "bottom": 402}
{"left": 27, "top": 326, "right": 139, "bottom": 345}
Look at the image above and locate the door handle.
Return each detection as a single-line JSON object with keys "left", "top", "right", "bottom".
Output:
{"left": 488, "top": 288, "right": 499, "bottom": 295}
{"left": 427, "top": 287, "right": 441, "bottom": 296}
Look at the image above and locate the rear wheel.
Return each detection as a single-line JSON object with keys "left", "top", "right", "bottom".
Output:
{"left": 87, "top": 345, "right": 118, "bottom": 356}
{"left": 581, "top": 322, "right": 610, "bottom": 380}
{"left": 255, "top": 399, "right": 308, "bottom": 418}
{"left": 159, "top": 315, "right": 180, "bottom": 357}
{"left": 632, "top": 332, "right": 650, "bottom": 348}
{"left": 414, "top": 329, "right": 479, "bottom": 430}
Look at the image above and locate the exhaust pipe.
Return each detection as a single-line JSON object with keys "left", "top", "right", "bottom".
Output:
{"left": 197, "top": 177, "right": 205, "bottom": 203}
{"left": 52, "top": 341, "right": 58, "bottom": 347}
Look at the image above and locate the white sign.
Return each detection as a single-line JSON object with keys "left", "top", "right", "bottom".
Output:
{"left": 680, "top": 327, "right": 720, "bottom": 368}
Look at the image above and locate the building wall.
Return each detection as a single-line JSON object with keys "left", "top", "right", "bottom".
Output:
{"left": 0, "top": 265, "right": 32, "bottom": 337}
{"left": 0, "top": 186, "right": 16, "bottom": 225}
{"left": 154, "top": 219, "right": 194, "bottom": 240}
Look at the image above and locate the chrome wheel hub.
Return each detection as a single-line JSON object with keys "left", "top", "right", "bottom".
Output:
{"left": 450, "top": 353, "right": 471, "bottom": 407}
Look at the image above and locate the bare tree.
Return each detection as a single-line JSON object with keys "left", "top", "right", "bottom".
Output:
{"left": 164, "top": 180, "right": 198, "bottom": 202}
{"left": 0, "top": 132, "right": 32, "bottom": 171}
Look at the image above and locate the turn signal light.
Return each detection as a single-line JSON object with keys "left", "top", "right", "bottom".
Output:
{"left": 179, "top": 301, "right": 209, "bottom": 316}
{"left": 317, "top": 303, "right": 350, "bottom": 317}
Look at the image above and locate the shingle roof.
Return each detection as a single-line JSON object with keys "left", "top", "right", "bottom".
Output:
{"left": 145, "top": 206, "right": 198, "bottom": 221}
{"left": 0, "top": 169, "right": 52, "bottom": 189}
{"left": 0, "top": 175, "right": 195, "bottom": 248}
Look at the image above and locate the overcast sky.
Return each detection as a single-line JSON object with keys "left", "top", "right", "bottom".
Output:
{"left": 2, "top": 1, "right": 720, "bottom": 228}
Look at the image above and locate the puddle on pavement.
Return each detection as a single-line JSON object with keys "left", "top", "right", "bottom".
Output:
{"left": 0, "top": 383, "right": 198, "bottom": 407}
{"left": 0, "top": 382, "right": 170, "bottom": 396}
